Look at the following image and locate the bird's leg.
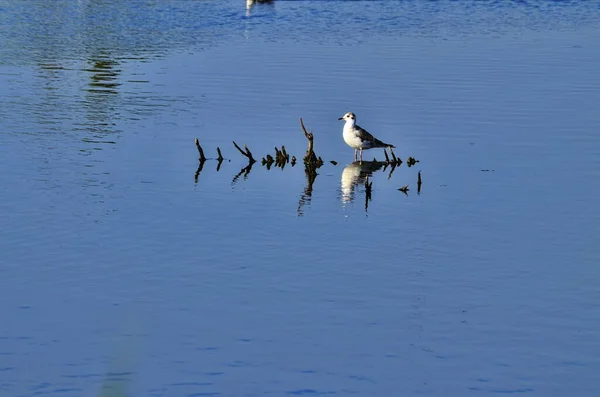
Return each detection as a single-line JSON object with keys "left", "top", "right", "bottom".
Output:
{"left": 359, "top": 149, "right": 363, "bottom": 162}
{"left": 354, "top": 149, "right": 357, "bottom": 161}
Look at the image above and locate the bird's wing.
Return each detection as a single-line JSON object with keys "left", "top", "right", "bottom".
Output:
{"left": 354, "top": 125, "right": 377, "bottom": 143}
{"left": 355, "top": 125, "right": 393, "bottom": 148}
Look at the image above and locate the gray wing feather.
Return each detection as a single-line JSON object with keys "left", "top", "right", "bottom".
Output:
{"left": 354, "top": 125, "right": 394, "bottom": 148}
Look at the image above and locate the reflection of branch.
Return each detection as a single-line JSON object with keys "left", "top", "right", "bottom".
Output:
{"left": 194, "top": 138, "right": 207, "bottom": 182}
{"left": 232, "top": 163, "right": 254, "bottom": 186}
{"left": 365, "top": 176, "right": 372, "bottom": 212}
{"left": 233, "top": 141, "right": 256, "bottom": 164}
{"left": 194, "top": 160, "right": 205, "bottom": 183}
{"left": 386, "top": 163, "right": 397, "bottom": 180}
{"left": 297, "top": 169, "right": 318, "bottom": 217}
{"left": 398, "top": 185, "right": 409, "bottom": 196}
{"left": 417, "top": 171, "right": 422, "bottom": 194}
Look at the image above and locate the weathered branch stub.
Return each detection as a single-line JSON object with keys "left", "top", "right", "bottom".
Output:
{"left": 299, "top": 117, "right": 323, "bottom": 170}
{"left": 233, "top": 141, "right": 256, "bottom": 164}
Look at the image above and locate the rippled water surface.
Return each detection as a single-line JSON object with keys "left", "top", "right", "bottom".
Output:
{"left": 1, "top": 1, "right": 600, "bottom": 396}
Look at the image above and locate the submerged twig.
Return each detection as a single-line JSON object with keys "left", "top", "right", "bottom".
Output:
{"left": 398, "top": 184, "right": 409, "bottom": 195}
{"left": 417, "top": 171, "right": 422, "bottom": 194}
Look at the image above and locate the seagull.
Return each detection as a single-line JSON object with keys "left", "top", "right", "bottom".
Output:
{"left": 338, "top": 112, "right": 395, "bottom": 162}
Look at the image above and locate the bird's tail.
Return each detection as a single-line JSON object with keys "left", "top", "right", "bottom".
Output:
{"left": 373, "top": 137, "right": 395, "bottom": 148}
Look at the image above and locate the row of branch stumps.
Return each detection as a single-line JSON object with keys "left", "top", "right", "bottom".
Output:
{"left": 262, "top": 146, "right": 290, "bottom": 170}
{"left": 193, "top": 117, "right": 421, "bottom": 201}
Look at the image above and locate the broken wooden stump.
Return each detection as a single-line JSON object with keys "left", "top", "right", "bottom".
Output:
{"left": 195, "top": 138, "right": 207, "bottom": 162}
{"left": 299, "top": 117, "right": 322, "bottom": 171}
{"left": 232, "top": 141, "right": 256, "bottom": 164}
{"left": 216, "top": 147, "right": 224, "bottom": 171}
{"left": 262, "top": 154, "right": 275, "bottom": 170}
{"left": 274, "top": 146, "right": 288, "bottom": 169}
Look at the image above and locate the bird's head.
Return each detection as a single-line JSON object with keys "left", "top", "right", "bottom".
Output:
{"left": 338, "top": 112, "right": 356, "bottom": 122}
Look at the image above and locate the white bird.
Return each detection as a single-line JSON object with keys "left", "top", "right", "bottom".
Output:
{"left": 338, "top": 112, "right": 395, "bottom": 162}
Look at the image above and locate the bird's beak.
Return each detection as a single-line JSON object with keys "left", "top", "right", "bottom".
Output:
{"left": 338, "top": 117, "right": 344, "bottom": 120}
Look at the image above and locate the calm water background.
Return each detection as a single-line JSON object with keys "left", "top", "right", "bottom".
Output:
{"left": 1, "top": 1, "right": 600, "bottom": 396}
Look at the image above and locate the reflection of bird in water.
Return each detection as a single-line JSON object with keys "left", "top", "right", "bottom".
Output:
{"left": 246, "top": 0, "right": 275, "bottom": 15}
{"left": 340, "top": 161, "right": 384, "bottom": 204}
{"left": 338, "top": 112, "right": 395, "bottom": 162}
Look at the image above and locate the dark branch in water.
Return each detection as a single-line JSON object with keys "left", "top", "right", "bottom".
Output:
{"left": 407, "top": 157, "right": 418, "bottom": 167}
{"left": 281, "top": 146, "right": 289, "bottom": 162}
{"left": 417, "top": 171, "right": 422, "bottom": 194}
{"left": 216, "top": 147, "right": 224, "bottom": 171}
{"left": 233, "top": 141, "right": 256, "bottom": 164}
{"left": 300, "top": 117, "right": 323, "bottom": 171}
{"left": 388, "top": 147, "right": 402, "bottom": 166}
{"left": 274, "top": 146, "right": 288, "bottom": 169}
{"left": 194, "top": 137, "right": 207, "bottom": 182}
{"left": 398, "top": 184, "right": 409, "bottom": 195}
{"left": 195, "top": 138, "right": 207, "bottom": 162}
{"left": 262, "top": 154, "right": 275, "bottom": 170}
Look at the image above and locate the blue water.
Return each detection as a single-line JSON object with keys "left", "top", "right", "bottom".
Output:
{"left": 1, "top": 1, "right": 600, "bottom": 396}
